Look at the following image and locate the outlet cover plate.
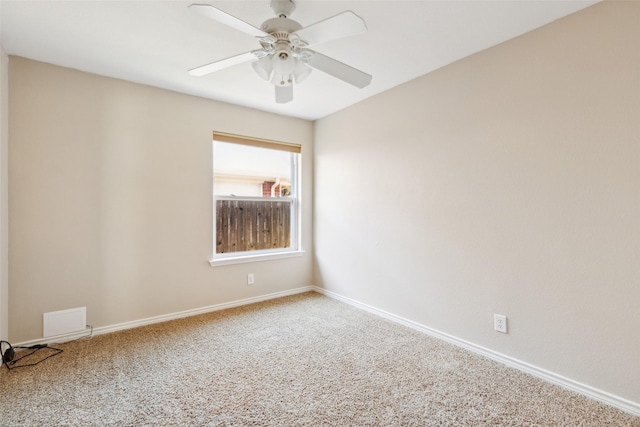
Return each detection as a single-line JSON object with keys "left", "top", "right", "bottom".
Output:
{"left": 494, "top": 314, "right": 508, "bottom": 334}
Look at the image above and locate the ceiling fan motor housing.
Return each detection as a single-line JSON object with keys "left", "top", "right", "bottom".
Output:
{"left": 259, "top": 17, "right": 306, "bottom": 86}
{"left": 260, "top": 17, "right": 303, "bottom": 39}
{"left": 260, "top": 19, "right": 304, "bottom": 56}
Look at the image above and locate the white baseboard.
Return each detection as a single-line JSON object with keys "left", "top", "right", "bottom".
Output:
{"left": 312, "top": 286, "right": 640, "bottom": 418}
{"left": 14, "top": 284, "right": 639, "bottom": 418}
{"left": 15, "top": 286, "right": 315, "bottom": 348}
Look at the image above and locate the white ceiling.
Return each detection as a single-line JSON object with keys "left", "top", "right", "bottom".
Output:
{"left": 1, "top": 0, "right": 598, "bottom": 121}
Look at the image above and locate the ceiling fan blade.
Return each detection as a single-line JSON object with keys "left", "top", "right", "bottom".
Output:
{"left": 291, "top": 11, "right": 367, "bottom": 47}
{"left": 305, "top": 51, "right": 372, "bottom": 88}
{"left": 275, "top": 85, "right": 293, "bottom": 104}
{"left": 189, "top": 4, "right": 268, "bottom": 38}
{"left": 189, "top": 51, "right": 257, "bottom": 76}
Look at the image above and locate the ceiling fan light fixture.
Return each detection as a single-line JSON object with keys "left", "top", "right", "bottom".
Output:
{"left": 293, "top": 60, "right": 311, "bottom": 83}
{"left": 252, "top": 56, "right": 273, "bottom": 81}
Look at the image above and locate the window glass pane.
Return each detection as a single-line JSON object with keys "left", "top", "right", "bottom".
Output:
{"left": 213, "top": 138, "right": 299, "bottom": 257}
{"left": 214, "top": 141, "right": 291, "bottom": 197}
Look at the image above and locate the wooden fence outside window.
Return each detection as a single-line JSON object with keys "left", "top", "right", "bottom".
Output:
{"left": 216, "top": 199, "right": 291, "bottom": 253}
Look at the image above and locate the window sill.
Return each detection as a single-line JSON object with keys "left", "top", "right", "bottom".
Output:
{"left": 209, "top": 250, "right": 305, "bottom": 267}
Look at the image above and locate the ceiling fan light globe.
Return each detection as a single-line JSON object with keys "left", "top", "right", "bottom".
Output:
{"left": 252, "top": 56, "right": 273, "bottom": 81}
{"left": 272, "top": 52, "right": 295, "bottom": 76}
{"left": 293, "top": 60, "right": 311, "bottom": 84}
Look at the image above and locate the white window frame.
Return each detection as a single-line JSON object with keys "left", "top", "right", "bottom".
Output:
{"left": 209, "top": 132, "right": 303, "bottom": 267}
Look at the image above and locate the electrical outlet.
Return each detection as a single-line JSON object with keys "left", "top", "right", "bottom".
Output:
{"left": 494, "top": 314, "right": 507, "bottom": 334}
{"left": 247, "top": 273, "right": 255, "bottom": 285}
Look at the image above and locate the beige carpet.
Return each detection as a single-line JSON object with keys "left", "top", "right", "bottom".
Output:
{"left": 1, "top": 292, "right": 638, "bottom": 426}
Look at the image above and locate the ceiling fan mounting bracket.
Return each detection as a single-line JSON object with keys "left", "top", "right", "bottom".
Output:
{"left": 270, "top": 0, "right": 296, "bottom": 18}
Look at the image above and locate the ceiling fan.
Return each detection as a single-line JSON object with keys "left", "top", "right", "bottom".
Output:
{"left": 188, "top": 0, "right": 372, "bottom": 104}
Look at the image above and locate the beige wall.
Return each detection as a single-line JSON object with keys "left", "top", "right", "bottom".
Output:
{"left": 6, "top": 0, "right": 639, "bottom": 411}
{"left": 314, "top": 1, "right": 640, "bottom": 404}
{"left": 9, "top": 57, "right": 313, "bottom": 342}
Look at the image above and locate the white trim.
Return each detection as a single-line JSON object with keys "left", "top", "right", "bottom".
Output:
{"left": 209, "top": 249, "right": 305, "bottom": 267}
{"left": 14, "top": 286, "right": 314, "bottom": 348}
{"left": 212, "top": 142, "right": 301, "bottom": 264}
{"left": 14, "top": 284, "right": 639, "bottom": 418}
{"left": 312, "top": 286, "right": 640, "bottom": 418}
{"left": 0, "top": 47, "right": 9, "bottom": 342}
{"left": 14, "top": 326, "right": 94, "bottom": 346}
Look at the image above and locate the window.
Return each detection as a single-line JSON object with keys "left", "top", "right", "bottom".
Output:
{"left": 210, "top": 132, "right": 301, "bottom": 265}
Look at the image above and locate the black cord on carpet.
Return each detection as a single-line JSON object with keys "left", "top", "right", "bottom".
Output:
{"left": 1, "top": 340, "right": 63, "bottom": 370}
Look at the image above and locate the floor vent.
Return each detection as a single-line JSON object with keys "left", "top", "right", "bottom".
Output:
{"left": 43, "top": 307, "right": 86, "bottom": 338}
